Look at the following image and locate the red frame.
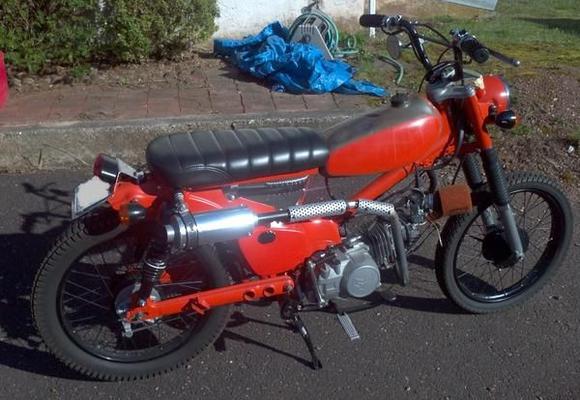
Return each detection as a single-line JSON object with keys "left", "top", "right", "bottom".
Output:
{"left": 108, "top": 75, "right": 507, "bottom": 319}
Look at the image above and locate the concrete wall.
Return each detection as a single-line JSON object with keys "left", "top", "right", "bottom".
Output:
{"left": 214, "top": 0, "right": 366, "bottom": 37}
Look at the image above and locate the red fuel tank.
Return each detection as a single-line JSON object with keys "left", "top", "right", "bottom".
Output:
{"left": 323, "top": 95, "right": 450, "bottom": 176}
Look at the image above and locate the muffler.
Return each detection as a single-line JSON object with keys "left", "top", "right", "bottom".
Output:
{"left": 166, "top": 207, "right": 258, "bottom": 250}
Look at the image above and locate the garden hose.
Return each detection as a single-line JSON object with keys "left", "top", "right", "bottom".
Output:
{"left": 288, "top": 5, "right": 359, "bottom": 57}
{"left": 378, "top": 54, "right": 405, "bottom": 85}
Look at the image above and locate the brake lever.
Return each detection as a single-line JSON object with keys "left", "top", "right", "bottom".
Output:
{"left": 487, "top": 48, "right": 520, "bottom": 67}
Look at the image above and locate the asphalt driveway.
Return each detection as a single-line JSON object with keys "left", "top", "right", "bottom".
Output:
{"left": 0, "top": 171, "right": 578, "bottom": 399}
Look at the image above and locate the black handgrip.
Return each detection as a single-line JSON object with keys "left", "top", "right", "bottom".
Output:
{"left": 359, "top": 14, "right": 387, "bottom": 28}
{"left": 488, "top": 48, "right": 521, "bottom": 67}
{"left": 460, "top": 35, "right": 490, "bottom": 64}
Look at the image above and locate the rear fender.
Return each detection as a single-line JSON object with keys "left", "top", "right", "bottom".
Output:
{"left": 107, "top": 176, "right": 169, "bottom": 218}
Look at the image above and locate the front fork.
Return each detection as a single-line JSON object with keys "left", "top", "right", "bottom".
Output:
{"left": 462, "top": 151, "right": 524, "bottom": 262}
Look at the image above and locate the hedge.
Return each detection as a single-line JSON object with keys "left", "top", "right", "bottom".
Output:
{"left": 0, "top": 0, "right": 219, "bottom": 73}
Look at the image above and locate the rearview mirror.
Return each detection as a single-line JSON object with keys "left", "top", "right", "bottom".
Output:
{"left": 386, "top": 35, "right": 403, "bottom": 59}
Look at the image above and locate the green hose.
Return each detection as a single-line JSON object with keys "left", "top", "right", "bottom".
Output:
{"left": 288, "top": 6, "right": 358, "bottom": 57}
{"left": 378, "top": 54, "right": 405, "bottom": 86}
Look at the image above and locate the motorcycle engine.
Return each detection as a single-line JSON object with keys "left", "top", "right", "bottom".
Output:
{"left": 315, "top": 238, "right": 381, "bottom": 301}
{"left": 310, "top": 215, "right": 407, "bottom": 303}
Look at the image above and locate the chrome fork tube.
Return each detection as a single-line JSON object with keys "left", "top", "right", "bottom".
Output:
{"left": 462, "top": 153, "right": 498, "bottom": 229}
{"left": 480, "top": 149, "right": 524, "bottom": 261}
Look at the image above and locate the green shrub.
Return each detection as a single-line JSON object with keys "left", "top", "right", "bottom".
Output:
{"left": 98, "top": 0, "right": 219, "bottom": 63}
{"left": 0, "top": 0, "right": 98, "bottom": 73}
{"left": 0, "top": 0, "right": 218, "bottom": 73}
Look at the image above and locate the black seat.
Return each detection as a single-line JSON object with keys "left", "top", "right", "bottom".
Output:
{"left": 146, "top": 127, "right": 329, "bottom": 187}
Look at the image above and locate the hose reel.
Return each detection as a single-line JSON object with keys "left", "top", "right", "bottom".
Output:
{"left": 288, "top": 1, "right": 358, "bottom": 60}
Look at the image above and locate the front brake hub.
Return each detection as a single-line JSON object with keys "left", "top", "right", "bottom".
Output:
{"left": 481, "top": 227, "right": 529, "bottom": 268}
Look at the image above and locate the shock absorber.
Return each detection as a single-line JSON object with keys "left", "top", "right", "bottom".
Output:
{"left": 137, "top": 225, "right": 171, "bottom": 305}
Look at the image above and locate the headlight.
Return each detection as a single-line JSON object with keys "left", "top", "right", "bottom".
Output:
{"left": 498, "top": 75, "right": 511, "bottom": 109}
{"left": 481, "top": 75, "right": 511, "bottom": 113}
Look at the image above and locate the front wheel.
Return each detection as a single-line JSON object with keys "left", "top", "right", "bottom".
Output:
{"left": 32, "top": 211, "right": 232, "bottom": 380}
{"left": 435, "top": 172, "right": 573, "bottom": 314}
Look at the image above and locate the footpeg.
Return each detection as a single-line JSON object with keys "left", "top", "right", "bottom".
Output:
{"left": 337, "top": 313, "right": 360, "bottom": 341}
{"left": 377, "top": 285, "right": 397, "bottom": 302}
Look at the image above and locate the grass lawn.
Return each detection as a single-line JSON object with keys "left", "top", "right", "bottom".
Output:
{"left": 351, "top": 0, "right": 580, "bottom": 89}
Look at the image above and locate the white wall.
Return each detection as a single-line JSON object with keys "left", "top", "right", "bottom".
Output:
{"left": 214, "top": 0, "right": 366, "bottom": 37}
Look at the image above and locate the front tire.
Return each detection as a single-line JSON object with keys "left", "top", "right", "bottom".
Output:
{"left": 32, "top": 211, "right": 232, "bottom": 380}
{"left": 435, "top": 172, "right": 573, "bottom": 314}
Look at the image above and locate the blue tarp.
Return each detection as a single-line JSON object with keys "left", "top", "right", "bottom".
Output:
{"left": 214, "top": 22, "right": 387, "bottom": 97}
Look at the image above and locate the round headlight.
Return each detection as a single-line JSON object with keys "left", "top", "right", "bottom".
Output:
{"left": 498, "top": 75, "right": 511, "bottom": 109}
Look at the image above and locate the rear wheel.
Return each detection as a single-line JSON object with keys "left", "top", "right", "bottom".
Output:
{"left": 435, "top": 172, "right": 573, "bottom": 313}
{"left": 32, "top": 211, "right": 232, "bottom": 380}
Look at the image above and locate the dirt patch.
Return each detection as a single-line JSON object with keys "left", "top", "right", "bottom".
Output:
{"left": 6, "top": 50, "right": 216, "bottom": 94}
{"left": 496, "top": 134, "right": 579, "bottom": 199}
{"left": 496, "top": 70, "right": 580, "bottom": 198}
{"left": 511, "top": 69, "right": 580, "bottom": 136}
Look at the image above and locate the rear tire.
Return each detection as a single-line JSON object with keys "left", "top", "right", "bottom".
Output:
{"left": 32, "top": 211, "right": 232, "bottom": 380}
{"left": 435, "top": 172, "right": 573, "bottom": 314}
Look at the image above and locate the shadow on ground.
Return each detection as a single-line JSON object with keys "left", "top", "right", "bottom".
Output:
{"left": 0, "top": 182, "right": 84, "bottom": 378}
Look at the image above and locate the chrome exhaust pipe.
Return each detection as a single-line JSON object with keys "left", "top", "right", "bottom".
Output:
{"left": 166, "top": 207, "right": 258, "bottom": 250}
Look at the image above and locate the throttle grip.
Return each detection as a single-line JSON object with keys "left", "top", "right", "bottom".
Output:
{"left": 459, "top": 35, "right": 490, "bottom": 64}
{"left": 359, "top": 14, "right": 387, "bottom": 28}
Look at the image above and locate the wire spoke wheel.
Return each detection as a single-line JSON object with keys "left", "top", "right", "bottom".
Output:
{"left": 32, "top": 213, "right": 232, "bottom": 380}
{"left": 59, "top": 235, "right": 209, "bottom": 362}
{"left": 454, "top": 189, "right": 559, "bottom": 302}
{"left": 435, "top": 173, "right": 573, "bottom": 313}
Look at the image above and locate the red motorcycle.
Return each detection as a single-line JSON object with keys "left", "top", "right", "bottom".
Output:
{"left": 32, "top": 15, "right": 573, "bottom": 380}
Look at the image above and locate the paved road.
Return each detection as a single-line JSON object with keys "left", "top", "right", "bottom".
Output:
{"left": 0, "top": 171, "right": 578, "bottom": 400}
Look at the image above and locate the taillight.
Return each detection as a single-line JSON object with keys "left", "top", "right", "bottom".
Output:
{"left": 93, "top": 154, "right": 119, "bottom": 183}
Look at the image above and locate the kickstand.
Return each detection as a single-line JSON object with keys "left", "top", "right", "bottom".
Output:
{"left": 291, "top": 313, "right": 322, "bottom": 370}
{"left": 280, "top": 301, "right": 322, "bottom": 370}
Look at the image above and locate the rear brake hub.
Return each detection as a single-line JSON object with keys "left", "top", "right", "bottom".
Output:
{"left": 115, "top": 283, "right": 161, "bottom": 336}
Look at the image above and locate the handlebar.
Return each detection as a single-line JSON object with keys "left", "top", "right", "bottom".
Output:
{"left": 488, "top": 48, "right": 521, "bottom": 67}
{"left": 359, "top": 14, "right": 520, "bottom": 69}
{"left": 456, "top": 33, "right": 490, "bottom": 64}
{"left": 359, "top": 14, "right": 433, "bottom": 69}
{"left": 359, "top": 14, "right": 389, "bottom": 28}
{"left": 453, "top": 30, "right": 520, "bottom": 67}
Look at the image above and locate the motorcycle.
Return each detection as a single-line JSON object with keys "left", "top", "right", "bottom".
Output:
{"left": 32, "top": 14, "right": 573, "bottom": 380}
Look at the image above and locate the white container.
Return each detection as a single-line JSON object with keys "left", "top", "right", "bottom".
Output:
{"left": 442, "top": 0, "right": 498, "bottom": 11}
